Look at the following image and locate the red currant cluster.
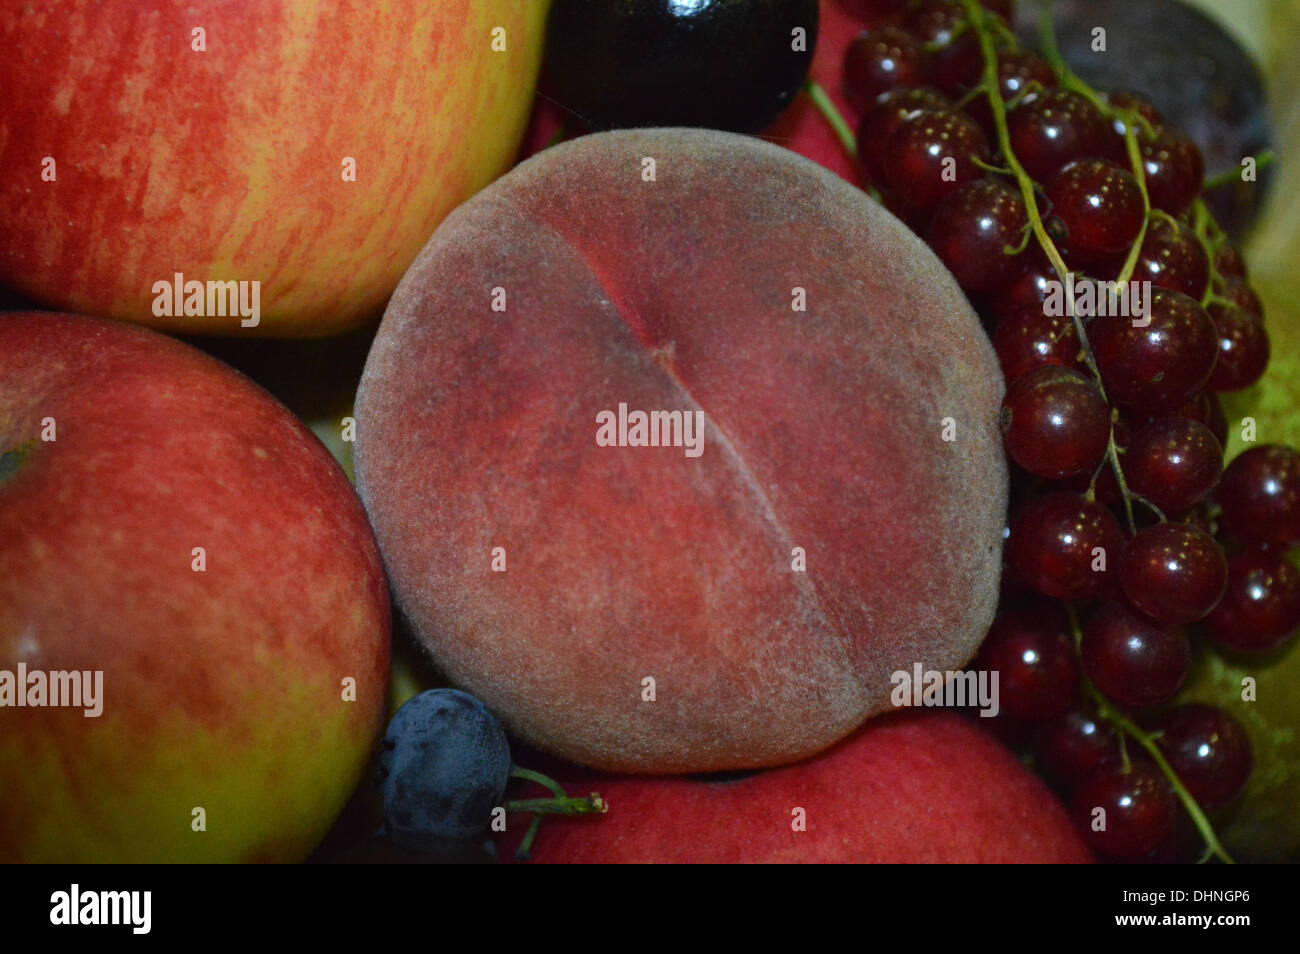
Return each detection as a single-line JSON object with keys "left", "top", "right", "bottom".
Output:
{"left": 839, "top": 0, "right": 1297, "bottom": 862}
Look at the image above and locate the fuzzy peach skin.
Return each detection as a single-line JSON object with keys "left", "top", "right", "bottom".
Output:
{"left": 501, "top": 710, "right": 1093, "bottom": 863}
{"left": 0, "top": 312, "right": 390, "bottom": 862}
{"left": 355, "top": 128, "right": 1007, "bottom": 773}
{"left": 0, "top": 1, "right": 548, "bottom": 337}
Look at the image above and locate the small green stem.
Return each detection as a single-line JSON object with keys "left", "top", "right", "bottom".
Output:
{"left": 509, "top": 765, "right": 566, "bottom": 798}
{"left": 1087, "top": 685, "right": 1234, "bottom": 864}
{"left": 804, "top": 78, "right": 858, "bottom": 161}
{"left": 1114, "top": 124, "right": 1151, "bottom": 288}
{"left": 505, "top": 765, "right": 608, "bottom": 861}
{"left": 965, "top": 0, "right": 1139, "bottom": 535}
{"left": 502, "top": 795, "right": 608, "bottom": 816}
{"left": 1065, "top": 605, "right": 1234, "bottom": 864}
{"left": 516, "top": 816, "right": 543, "bottom": 860}
{"left": 982, "top": 1, "right": 1235, "bottom": 865}
{"left": 1203, "top": 150, "right": 1275, "bottom": 190}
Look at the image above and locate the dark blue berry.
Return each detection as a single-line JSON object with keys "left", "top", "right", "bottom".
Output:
{"left": 376, "top": 689, "right": 512, "bottom": 848}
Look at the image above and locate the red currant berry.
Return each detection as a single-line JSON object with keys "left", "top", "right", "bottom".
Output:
{"left": 1150, "top": 704, "right": 1251, "bottom": 813}
{"left": 901, "top": 0, "right": 964, "bottom": 46}
{"left": 1119, "top": 522, "right": 1228, "bottom": 624}
{"left": 927, "top": 178, "right": 1029, "bottom": 293}
{"left": 884, "top": 107, "right": 990, "bottom": 212}
{"left": 1216, "top": 445, "right": 1300, "bottom": 546}
{"left": 902, "top": 1, "right": 982, "bottom": 95}
{"left": 843, "top": 28, "right": 924, "bottom": 113}
{"left": 1124, "top": 417, "right": 1223, "bottom": 513}
{"left": 1175, "top": 390, "right": 1228, "bottom": 448}
{"left": 1001, "top": 365, "right": 1111, "bottom": 479}
{"left": 995, "top": 49, "right": 1052, "bottom": 101}
{"left": 974, "top": 607, "right": 1078, "bottom": 721}
{"left": 1006, "top": 89, "right": 1109, "bottom": 182}
{"left": 1213, "top": 244, "right": 1247, "bottom": 280}
{"left": 1106, "top": 91, "right": 1165, "bottom": 131}
{"left": 838, "top": 0, "right": 908, "bottom": 22}
{"left": 1071, "top": 761, "right": 1177, "bottom": 860}
{"left": 1088, "top": 286, "right": 1218, "bottom": 414}
{"left": 1207, "top": 303, "right": 1270, "bottom": 392}
{"left": 856, "top": 86, "right": 950, "bottom": 183}
{"left": 964, "top": 49, "right": 1056, "bottom": 134}
{"left": 1139, "top": 128, "right": 1205, "bottom": 217}
{"left": 1035, "top": 709, "right": 1120, "bottom": 789}
{"left": 1204, "top": 548, "right": 1300, "bottom": 653}
{"left": 992, "top": 303, "right": 1083, "bottom": 382}
{"left": 1082, "top": 603, "right": 1190, "bottom": 708}
{"left": 990, "top": 252, "right": 1064, "bottom": 323}
{"left": 1101, "top": 216, "right": 1208, "bottom": 299}
{"left": 1008, "top": 493, "right": 1123, "bottom": 600}
{"left": 1045, "top": 158, "right": 1145, "bottom": 261}
{"left": 1219, "top": 277, "right": 1264, "bottom": 318}
{"left": 1057, "top": 419, "right": 1131, "bottom": 508}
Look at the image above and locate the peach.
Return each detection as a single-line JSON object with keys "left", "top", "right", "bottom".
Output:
{"left": 500, "top": 710, "right": 1093, "bottom": 863}
{"left": 355, "top": 128, "right": 1007, "bottom": 773}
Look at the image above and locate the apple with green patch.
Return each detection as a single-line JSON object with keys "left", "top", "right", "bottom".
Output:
{"left": 0, "top": 312, "right": 391, "bottom": 862}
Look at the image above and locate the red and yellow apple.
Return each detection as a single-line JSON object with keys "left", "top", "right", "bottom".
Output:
{"left": 0, "top": 1, "right": 549, "bottom": 337}
{"left": 501, "top": 710, "right": 1093, "bottom": 863}
{"left": 0, "top": 312, "right": 391, "bottom": 862}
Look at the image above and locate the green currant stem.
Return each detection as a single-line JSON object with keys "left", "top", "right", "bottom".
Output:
{"left": 509, "top": 765, "right": 565, "bottom": 797}
{"left": 972, "top": 0, "right": 1236, "bottom": 863}
{"left": 804, "top": 79, "right": 858, "bottom": 160}
{"left": 804, "top": 79, "right": 886, "bottom": 204}
{"left": 1087, "top": 687, "right": 1234, "bottom": 864}
{"left": 1115, "top": 125, "right": 1151, "bottom": 288}
{"left": 504, "top": 766, "right": 607, "bottom": 816}
{"left": 963, "top": 0, "right": 1137, "bottom": 535}
{"left": 1203, "top": 150, "right": 1275, "bottom": 190}
{"left": 972, "top": 155, "right": 1014, "bottom": 176}
{"left": 502, "top": 795, "right": 608, "bottom": 816}
{"left": 515, "top": 816, "right": 543, "bottom": 860}
{"left": 504, "top": 766, "right": 608, "bottom": 861}
{"left": 1064, "top": 606, "right": 1234, "bottom": 864}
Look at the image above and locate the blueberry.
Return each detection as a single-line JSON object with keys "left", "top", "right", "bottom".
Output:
{"left": 375, "top": 689, "right": 512, "bottom": 848}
